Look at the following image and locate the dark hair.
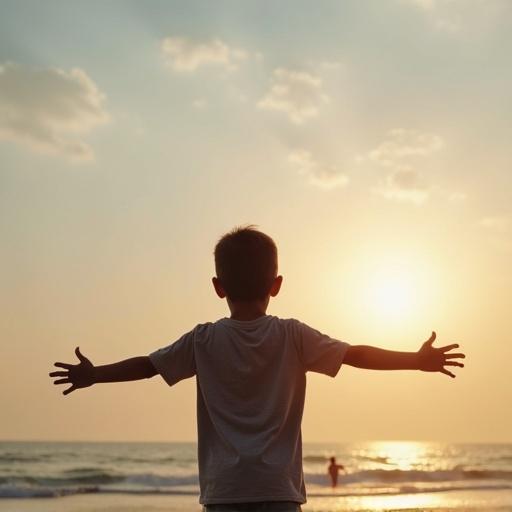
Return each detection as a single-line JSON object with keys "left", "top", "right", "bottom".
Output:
{"left": 214, "top": 225, "right": 278, "bottom": 301}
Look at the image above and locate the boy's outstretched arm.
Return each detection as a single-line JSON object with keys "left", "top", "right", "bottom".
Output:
{"left": 343, "top": 332, "right": 465, "bottom": 378}
{"left": 49, "top": 347, "right": 157, "bottom": 395}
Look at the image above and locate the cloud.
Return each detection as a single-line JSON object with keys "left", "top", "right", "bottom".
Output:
{"left": 258, "top": 68, "right": 328, "bottom": 124}
{"left": 367, "top": 129, "right": 444, "bottom": 167}
{"left": 288, "top": 150, "right": 348, "bottom": 189}
{"left": 375, "top": 166, "right": 429, "bottom": 204}
{"left": 161, "top": 37, "right": 248, "bottom": 72}
{"left": 0, "top": 63, "right": 109, "bottom": 161}
{"left": 363, "top": 129, "right": 444, "bottom": 204}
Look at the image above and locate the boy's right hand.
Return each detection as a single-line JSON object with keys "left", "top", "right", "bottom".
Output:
{"left": 49, "top": 347, "right": 95, "bottom": 396}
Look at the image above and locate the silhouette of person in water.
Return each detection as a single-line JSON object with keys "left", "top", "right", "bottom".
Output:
{"left": 327, "top": 457, "right": 345, "bottom": 488}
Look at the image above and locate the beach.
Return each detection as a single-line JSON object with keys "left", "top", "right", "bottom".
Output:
{"left": 1, "top": 442, "right": 511, "bottom": 511}
{"left": 1, "top": 489, "right": 512, "bottom": 512}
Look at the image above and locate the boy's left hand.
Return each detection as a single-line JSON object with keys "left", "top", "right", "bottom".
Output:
{"left": 417, "top": 332, "right": 465, "bottom": 378}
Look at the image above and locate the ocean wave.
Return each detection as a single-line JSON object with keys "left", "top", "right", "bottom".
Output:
{"left": 110, "top": 456, "right": 179, "bottom": 464}
{"left": 3, "top": 462, "right": 512, "bottom": 500}
{"left": 306, "top": 482, "right": 512, "bottom": 498}
{"left": 305, "top": 468, "right": 512, "bottom": 485}
{"left": 0, "top": 472, "right": 124, "bottom": 488}
{"left": 304, "top": 454, "right": 391, "bottom": 465}
{"left": 0, "top": 454, "right": 54, "bottom": 464}
{"left": 2, "top": 481, "right": 512, "bottom": 500}
{"left": 2, "top": 467, "right": 511, "bottom": 492}
{"left": 0, "top": 472, "right": 199, "bottom": 491}
{"left": 357, "top": 455, "right": 392, "bottom": 465}
{"left": 0, "top": 485, "right": 100, "bottom": 498}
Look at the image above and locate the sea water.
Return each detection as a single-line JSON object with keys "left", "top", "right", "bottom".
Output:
{"left": 1, "top": 441, "right": 511, "bottom": 510}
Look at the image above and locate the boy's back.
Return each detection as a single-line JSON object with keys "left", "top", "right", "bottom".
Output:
{"left": 50, "top": 226, "right": 464, "bottom": 511}
{"left": 149, "top": 315, "right": 349, "bottom": 505}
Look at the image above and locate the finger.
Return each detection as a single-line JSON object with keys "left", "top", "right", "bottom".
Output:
{"left": 53, "top": 378, "right": 70, "bottom": 385}
{"left": 445, "top": 361, "right": 464, "bottom": 368}
{"left": 440, "top": 368, "right": 455, "bottom": 378}
{"left": 54, "top": 362, "right": 72, "bottom": 370}
{"left": 63, "top": 385, "right": 77, "bottom": 396}
{"left": 440, "top": 344, "right": 459, "bottom": 352}
{"left": 75, "top": 347, "right": 87, "bottom": 363}
{"left": 445, "top": 353, "right": 465, "bottom": 359}
{"left": 49, "top": 371, "right": 68, "bottom": 377}
{"left": 425, "top": 331, "right": 436, "bottom": 346}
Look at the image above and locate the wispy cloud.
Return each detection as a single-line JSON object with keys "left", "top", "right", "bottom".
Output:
{"left": 375, "top": 166, "right": 429, "bottom": 204}
{"left": 161, "top": 37, "right": 248, "bottom": 72}
{"left": 363, "top": 129, "right": 444, "bottom": 204}
{"left": 0, "top": 63, "right": 109, "bottom": 161}
{"left": 288, "top": 149, "right": 348, "bottom": 189}
{"left": 367, "top": 129, "right": 444, "bottom": 167}
{"left": 258, "top": 68, "right": 328, "bottom": 124}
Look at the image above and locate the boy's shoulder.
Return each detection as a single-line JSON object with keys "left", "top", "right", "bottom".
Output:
{"left": 208, "top": 316, "right": 307, "bottom": 336}
{"left": 185, "top": 317, "right": 312, "bottom": 346}
{"left": 211, "top": 315, "right": 303, "bottom": 326}
{"left": 191, "top": 316, "right": 304, "bottom": 332}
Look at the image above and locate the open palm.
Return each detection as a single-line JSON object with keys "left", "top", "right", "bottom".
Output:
{"left": 418, "top": 332, "right": 465, "bottom": 378}
{"left": 49, "top": 347, "right": 95, "bottom": 395}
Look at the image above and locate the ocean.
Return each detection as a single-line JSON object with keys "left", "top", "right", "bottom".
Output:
{"left": 1, "top": 441, "right": 511, "bottom": 511}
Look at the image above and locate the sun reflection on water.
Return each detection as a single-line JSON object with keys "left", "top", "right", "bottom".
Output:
{"left": 303, "top": 441, "right": 512, "bottom": 512}
{"left": 367, "top": 441, "right": 429, "bottom": 471}
{"left": 338, "top": 491, "right": 445, "bottom": 511}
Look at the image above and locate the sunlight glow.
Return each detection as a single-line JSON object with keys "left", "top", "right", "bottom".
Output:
{"left": 369, "top": 269, "right": 414, "bottom": 318}
{"left": 353, "top": 252, "right": 437, "bottom": 326}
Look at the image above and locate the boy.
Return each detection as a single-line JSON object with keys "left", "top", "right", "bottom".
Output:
{"left": 50, "top": 226, "right": 465, "bottom": 512}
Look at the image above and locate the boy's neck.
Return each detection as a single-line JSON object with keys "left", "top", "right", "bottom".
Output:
{"left": 227, "top": 298, "right": 269, "bottom": 321}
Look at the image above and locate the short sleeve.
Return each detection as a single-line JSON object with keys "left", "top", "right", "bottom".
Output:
{"left": 149, "top": 328, "right": 197, "bottom": 387}
{"left": 296, "top": 321, "right": 350, "bottom": 377}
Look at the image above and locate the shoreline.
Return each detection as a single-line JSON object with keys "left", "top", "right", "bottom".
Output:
{"left": 1, "top": 489, "right": 512, "bottom": 512}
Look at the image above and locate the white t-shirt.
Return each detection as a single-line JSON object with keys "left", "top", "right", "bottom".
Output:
{"left": 149, "top": 315, "right": 349, "bottom": 505}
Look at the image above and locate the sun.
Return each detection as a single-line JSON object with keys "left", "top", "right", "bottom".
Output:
{"left": 369, "top": 267, "right": 415, "bottom": 318}
{"left": 339, "top": 247, "right": 439, "bottom": 329}
{"left": 355, "top": 255, "right": 434, "bottom": 324}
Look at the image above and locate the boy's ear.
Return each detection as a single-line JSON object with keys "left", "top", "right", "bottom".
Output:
{"left": 270, "top": 275, "right": 283, "bottom": 297}
{"left": 212, "top": 277, "right": 226, "bottom": 299}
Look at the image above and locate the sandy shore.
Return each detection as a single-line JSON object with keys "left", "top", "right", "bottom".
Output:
{"left": 1, "top": 489, "right": 512, "bottom": 512}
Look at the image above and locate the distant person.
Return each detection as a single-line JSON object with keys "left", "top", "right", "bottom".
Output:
{"left": 50, "top": 226, "right": 465, "bottom": 512}
{"left": 327, "top": 457, "right": 346, "bottom": 488}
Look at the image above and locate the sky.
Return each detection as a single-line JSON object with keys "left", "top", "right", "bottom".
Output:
{"left": 0, "top": 0, "right": 511, "bottom": 443}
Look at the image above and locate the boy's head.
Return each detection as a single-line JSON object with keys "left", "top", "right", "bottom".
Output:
{"left": 213, "top": 226, "right": 281, "bottom": 303}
